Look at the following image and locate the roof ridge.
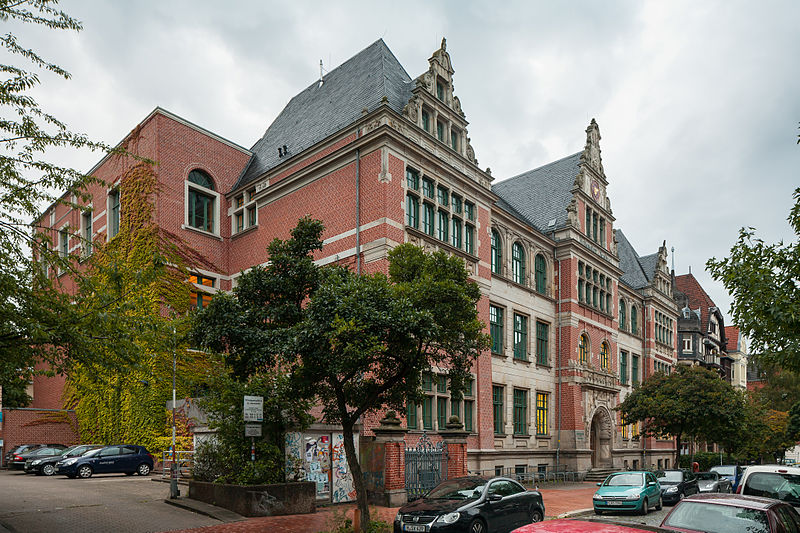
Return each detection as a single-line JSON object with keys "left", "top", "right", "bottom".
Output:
{"left": 499, "top": 151, "right": 582, "bottom": 185}
{"left": 675, "top": 273, "right": 718, "bottom": 307}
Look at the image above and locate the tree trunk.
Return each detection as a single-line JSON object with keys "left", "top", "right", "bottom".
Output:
{"left": 341, "top": 419, "right": 370, "bottom": 532}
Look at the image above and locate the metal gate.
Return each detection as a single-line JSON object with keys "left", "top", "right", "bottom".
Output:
{"left": 405, "top": 432, "right": 448, "bottom": 499}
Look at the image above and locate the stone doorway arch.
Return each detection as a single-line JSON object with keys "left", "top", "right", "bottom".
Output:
{"left": 589, "top": 407, "right": 613, "bottom": 469}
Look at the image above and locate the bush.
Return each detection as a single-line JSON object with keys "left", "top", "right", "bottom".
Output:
{"left": 679, "top": 452, "right": 726, "bottom": 472}
{"left": 324, "top": 507, "right": 391, "bottom": 533}
{"left": 192, "top": 437, "right": 285, "bottom": 485}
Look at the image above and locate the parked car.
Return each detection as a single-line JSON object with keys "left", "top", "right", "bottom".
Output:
{"left": 656, "top": 469, "right": 699, "bottom": 505}
{"left": 593, "top": 471, "right": 662, "bottom": 515}
{"left": 513, "top": 518, "right": 675, "bottom": 533}
{"left": 24, "top": 444, "right": 101, "bottom": 476}
{"left": 7, "top": 445, "right": 67, "bottom": 470}
{"left": 737, "top": 464, "right": 800, "bottom": 508}
{"left": 660, "top": 492, "right": 800, "bottom": 533}
{"left": 696, "top": 471, "right": 733, "bottom": 493}
{"left": 393, "top": 476, "right": 544, "bottom": 533}
{"left": 3, "top": 444, "right": 58, "bottom": 466}
{"left": 56, "top": 445, "right": 154, "bottom": 479}
{"left": 710, "top": 464, "right": 745, "bottom": 491}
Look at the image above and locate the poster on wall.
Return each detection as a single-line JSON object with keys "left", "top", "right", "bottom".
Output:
{"left": 331, "top": 432, "right": 357, "bottom": 503}
{"left": 305, "top": 435, "right": 331, "bottom": 499}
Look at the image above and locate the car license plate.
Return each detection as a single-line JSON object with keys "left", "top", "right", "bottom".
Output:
{"left": 609, "top": 501, "right": 623, "bottom": 506}
{"left": 403, "top": 525, "right": 426, "bottom": 532}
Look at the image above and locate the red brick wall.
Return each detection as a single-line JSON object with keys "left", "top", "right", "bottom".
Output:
{"left": 1, "top": 408, "right": 79, "bottom": 465}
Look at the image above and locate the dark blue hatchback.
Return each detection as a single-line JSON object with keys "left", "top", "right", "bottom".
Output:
{"left": 56, "top": 445, "right": 154, "bottom": 479}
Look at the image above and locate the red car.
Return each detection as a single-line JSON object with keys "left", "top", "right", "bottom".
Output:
{"left": 512, "top": 519, "right": 673, "bottom": 532}
{"left": 659, "top": 493, "right": 800, "bottom": 533}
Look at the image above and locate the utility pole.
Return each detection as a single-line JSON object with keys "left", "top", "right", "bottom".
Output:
{"left": 170, "top": 324, "right": 179, "bottom": 499}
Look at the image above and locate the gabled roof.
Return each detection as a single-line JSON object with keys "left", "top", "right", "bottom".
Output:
{"left": 725, "top": 326, "right": 741, "bottom": 352}
{"left": 491, "top": 152, "right": 581, "bottom": 232}
{"left": 616, "top": 229, "right": 652, "bottom": 290}
{"left": 234, "top": 39, "right": 413, "bottom": 191}
{"left": 674, "top": 273, "right": 718, "bottom": 332}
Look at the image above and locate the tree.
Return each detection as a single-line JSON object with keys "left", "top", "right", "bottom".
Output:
{"left": 192, "top": 217, "right": 489, "bottom": 531}
{"left": 617, "top": 365, "right": 746, "bottom": 465}
{"left": 707, "top": 186, "right": 800, "bottom": 371}
{"left": 0, "top": 0, "right": 125, "bottom": 386}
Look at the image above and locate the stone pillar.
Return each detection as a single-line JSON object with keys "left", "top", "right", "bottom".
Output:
{"left": 367, "top": 412, "right": 408, "bottom": 507}
{"left": 439, "top": 416, "right": 469, "bottom": 479}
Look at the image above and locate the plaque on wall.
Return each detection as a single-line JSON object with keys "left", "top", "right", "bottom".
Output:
{"left": 575, "top": 430, "right": 585, "bottom": 442}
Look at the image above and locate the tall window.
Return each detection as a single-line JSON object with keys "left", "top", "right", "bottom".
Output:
{"left": 108, "top": 189, "right": 120, "bottom": 238}
{"left": 463, "top": 378, "right": 474, "bottom": 432}
{"left": 492, "top": 386, "right": 504, "bottom": 434}
{"left": 81, "top": 211, "right": 93, "bottom": 257}
{"left": 621, "top": 413, "right": 629, "bottom": 439}
{"left": 534, "top": 254, "right": 546, "bottom": 294}
{"left": 59, "top": 228, "right": 68, "bottom": 258}
{"left": 491, "top": 230, "right": 502, "bottom": 275}
{"left": 631, "top": 306, "right": 638, "bottom": 335}
{"left": 619, "top": 299, "right": 627, "bottom": 330}
{"left": 187, "top": 169, "right": 216, "bottom": 233}
{"left": 536, "top": 392, "right": 549, "bottom": 435}
{"left": 579, "top": 334, "right": 589, "bottom": 364}
{"left": 437, "top": 210, "right": 449, "bottom": 242}
{"left": 422, "top": 203, "right": 434, "bottom": 236}
{"left": 465, "top": 224, "right": 474, "bottom": 255}
{"left": 536, "top": 321, "right": 549, "bottom": 365}
{"left": 512, "top": 242, "right": 526, "bottom": 284}
{"left": 490, "top": 305, "right": 504, "bottom": 355}
{"left": 513, "top": 313, "right": 528, "bottom": 361}
{"left": 421, "top": 109, "right": 430, "bottom": 132}
{"left": 600, "top": 342, "right": 609, "bottom": 370}
{"left": 422, "top": 396, "right": 433, "bottom": 430}
{"left": 406, "top": 168, "right": 420, "bottom": 190}
{"left": 422, "top": 177, "right": 434, "bottom": 198}
{"left": 513, "top": 389, "right": 528, "bottom": 435}
{"left": 620, "top": 351, "right": 628, "bottom": 385}
{"left": 437, "top": 121, "right": 445, "bottom": 142}
{"left": 632, "top": 355, "right": 639, "bottom": 386}
{"left": 451, "top": 218, "right": 462, "bottom": 248}
{"left": 437, "top": 397, "right": 447, "bottom": 430}
{"left": 578, "top": 260, "right": 609, "bottom": 313}
{"left": 406, "top": 401, "right": 417, "bottom": 429}
{"left": 406, "top": 193, "right": 419, "bottom": 228}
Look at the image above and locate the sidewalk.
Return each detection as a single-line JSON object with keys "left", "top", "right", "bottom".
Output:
{"left": 166, "top": 482, "right": 596, "bottom": 533}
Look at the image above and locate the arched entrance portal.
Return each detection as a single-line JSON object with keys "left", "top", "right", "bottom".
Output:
{"left": 589, "top": 408, "right": 613, "bottom": 469}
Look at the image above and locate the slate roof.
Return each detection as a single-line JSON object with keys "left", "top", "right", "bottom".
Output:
{"left": 234, "top": 39, "right": 414, "bottom": 191}
{"left": 491, "top": 152, "right": 581, "bottom": 232}
{"left": 674, "top": 273, "right": 718, "bottom": 332}
{"left": 615, "top": 229, "right": 652, "bottom": 290}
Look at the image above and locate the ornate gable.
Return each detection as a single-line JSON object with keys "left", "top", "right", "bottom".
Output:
{"left": 573, "top": 119, "right": 612, "bottom": 214}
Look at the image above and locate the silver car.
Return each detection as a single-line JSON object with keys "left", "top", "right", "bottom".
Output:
{"left": 696, "top": 471, "right": 732, "bottom": 493}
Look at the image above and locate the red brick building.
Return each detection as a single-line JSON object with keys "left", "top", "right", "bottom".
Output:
{"left": 26, "top": 39, "right": 679, "bottom": 488}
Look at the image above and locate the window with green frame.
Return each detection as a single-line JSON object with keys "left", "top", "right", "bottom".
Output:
{"left": 422, "top": 177, "right": 434, "bottom": 198}
{"left": 513, "top": 389, "right": 528, "bottom": 435}
{"left": 492, "top": 385, "right": 504, "bottom": 434}
{"left": 437, "top": 210, "right": 449, "bottom": 242}
{"left": 450, "top": 397, "right": 460, "bottom": 422}
{"left": 422, "top": 203, "right": 434, "bottom": 236}
{"left": 406, "top": 193, "right": 419, "bottom": 228}
{"left": 620, "top": 351, "right": 628, "bottom": 384}
{"left": 513, "top": 313, "right": 528, "bottom": 361}
{"left": 422, "top": 396, "right": 433, "bottom": 430}
{"left": 451, "top": 218, "right": 462, "bottom": 248}
{"left": 512, "top": 242, "right": 526, "bottom": 284}
{"left": 437, "top": 374, "right": 447, "bottom": 393}
{"left": 631, "top": 306, "right": 638, "bottom": 334}
{"left": 464, "top": 201, "right": 475, "bottom": 221}
{"left": 451, "top": 194, "right": 462, "bottom": 214}
{"left": 236, "top": 212, "right": 244, "bottom": 232}
{"left": 108, "top": 189, "right": 120, "bottom": 238}
{"left": 437, "top": 185, "right": 449, "bottom": 206}
{"left": 536, "top": 321, "right": 549, "bottom": 365}
{"left": 436, "top": 80, "right": 445, "bottom": 101}
{"left": 406, "top": 401, "right": 417, "bottom": 429}
{"left": 631, "top": 355, "right": 639, "bottom": 385}
{"left": 450, "top": 129, "right": 458, "bottom": 151}
{"left": 188, "top": 169, "right": 215, "bottom": 233}
{"left": 619, "top": 299, "right": 627, "bottom": 330}
{"left": 489, "top": 305, "right": 504, "bottom": 354}
{"left": 464, "top": 399, "right": 474, "bottom": 432}
{"left": 422, "top": 109, "right": 430, "bottom": 132}
{"left": 536, "top": 392, "right": 549, "bottom": 435}
{"left": 491, "top": 230, "right": 502, "bottom": 274}
{"left": 437, "top": 397, "right": 447, "bottom": 430}
{"left": 600, "top": 342, "right": 609, "bottom": 370}
{"left": 465, "top": 224, "right": 474, "bottom": 255}
{"left": 406, "top": 168, "right": 419, "bottom": 190}
{"left": 422, "top": 372, "right": 433, "bottom": 391}
{"left": 534, "top": 254, "right": 546, "bottom": 294}
{"left": 579, "top": 334, "right": 589, "bottom": 364}
{"left": 437, "top": 121, "right": 445, "bottom": 142}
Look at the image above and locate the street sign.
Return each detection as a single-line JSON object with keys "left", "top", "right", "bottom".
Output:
{"left": 243, "top": 395, "right": 263, "bottom": 422}
{"left": 245, "top": 423, "right": 262, "bottom": 437}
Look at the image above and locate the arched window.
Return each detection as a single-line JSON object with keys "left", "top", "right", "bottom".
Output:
{"left": 619, "top": 299, "right": 627, "bottom": 331}
{"left": 631, "top": 306, "right": 638, "bottom": 335}
{"left": 579, "top": 334, "right": 589, "bottom": 364}
{"left": 535, "top": 254, "right": 546, "bottom": 294}
{"left": 491, "top": 230, "right": 502, "bottom": 275}
{"left": 512, "top": 242, "right": 525, "bottom": 284}
{"left": 600, "top": 342, "right": 609, "bottom": 370}
{"left": 186, "top": 169, "right": 218, "bottom": 234}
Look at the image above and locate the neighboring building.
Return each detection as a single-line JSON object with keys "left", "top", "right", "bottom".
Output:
{"left": 725, "top": 326, "right": 748, "bottom": 390}
{"left": 29, "top": 39, "right": 679, "bottom": 490}
{"left": 674, "top": 273, "right": 733, "bottom": 382}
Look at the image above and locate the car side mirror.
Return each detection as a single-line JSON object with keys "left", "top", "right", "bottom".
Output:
{"left": 648, "top": 481, "right": 656, "bottom": 486}
{"left": 487, "top": 493, "right": 503, "bottom": 502}
{"left": 596, "top": 483, "right": 602, "bottom": 487}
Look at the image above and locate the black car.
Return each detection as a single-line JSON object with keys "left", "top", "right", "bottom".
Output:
{"left": 7, "top": 445, "right": 67, "bottom": 470}
{"left": 56, "top": 444, "right": 154, "bottom": 479}
{"left": 394, "top": 476, "right": 544, "bottom": 533}
{"left": 24, "top": 444, "right": 101, "bottom": 476}
{"left": 656, "top": 469, "right": 699, "bottom": 505}
{"left": 3, "top": 444, "right": 56, "bottom": 466}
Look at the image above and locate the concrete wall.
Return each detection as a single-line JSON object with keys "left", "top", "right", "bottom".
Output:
{"left": 188, "top": 480, "right": 315, "bottom": 517}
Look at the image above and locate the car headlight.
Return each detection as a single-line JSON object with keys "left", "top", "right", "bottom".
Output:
{"left": 666, "top": 486, "right": 678, "bottom": 493}
{"left": 437, "top": 512, "right": 460, "bottom": 524}
{"left": 394, "top": 512, "right": 401, "bottom": 523}
{"left": 31, "top": 460, "right": 41, "bottom": 465}
{"left": 626, "top": 494, "right": 641, "bottom": 500}
{"left": 62, "top": 458, "right": 78, "bottom": 466}
{"left": 593, "top": 494, "right": 603, "bottom": 501}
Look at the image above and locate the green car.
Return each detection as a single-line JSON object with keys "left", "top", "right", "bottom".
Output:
{"left": 593, "top": 471, "right": 662, "bottom": 515}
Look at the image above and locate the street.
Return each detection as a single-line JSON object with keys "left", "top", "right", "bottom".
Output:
{"left": 585, "top": 506, "right": 670, "bottom": 528}
{"left": 0, "top": 469, "right": 219, "bottom": 533}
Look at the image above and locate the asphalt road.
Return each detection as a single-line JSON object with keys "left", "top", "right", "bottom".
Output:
{"left": 580, "top": 504, "right": 671, "bottom": 528}
{"left": 0, "top": 469, "right": 219, "bottom": 533}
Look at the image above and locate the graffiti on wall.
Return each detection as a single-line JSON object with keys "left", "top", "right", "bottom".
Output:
{"left": 285, "top": 432, "right": 304, "bottom": 481}
{"left": 305, "top": 435, "right": 331, "bottom": 497}
{"left": 331, "top": 432, "right": 357, "bottom": 503}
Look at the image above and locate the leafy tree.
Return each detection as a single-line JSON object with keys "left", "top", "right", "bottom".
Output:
{"left": 193, "top": 217, "right": 489, "bottom": 531}
{"left": 1, "top": 374, "right": 31, "bottom": 408}
{"left": 618, "top": 365, "right": 746, "bottom": 465}
{"left": 707, "top": 186, "right": 800, "bottom": 371}
{"left": 750, "top": 366, "right": 800, "bottom": 412}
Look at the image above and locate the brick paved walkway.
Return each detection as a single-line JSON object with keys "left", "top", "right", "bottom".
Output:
{"left": 167, "top": 483, "right": 596, "bottom": 533}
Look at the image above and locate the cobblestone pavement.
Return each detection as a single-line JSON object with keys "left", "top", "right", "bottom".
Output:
{"left": 584, "top": 503, "right": 671, "bottom": 527}
{"left": 0, "top": 469, "right": 218, "bottom": 533}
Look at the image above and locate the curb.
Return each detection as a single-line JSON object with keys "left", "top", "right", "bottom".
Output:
{"left": 164, "top": 497, "right": 247, "bottom": 523}
{"left": 556, "top": 508, "right": 594, "bottom": 519}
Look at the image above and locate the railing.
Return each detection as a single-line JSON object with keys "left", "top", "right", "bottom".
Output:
{"left": 470, "top": 465, "right": 583, "bottom": 486}
{"left": 161, "top": 450, "right": 194, "bottom": 479}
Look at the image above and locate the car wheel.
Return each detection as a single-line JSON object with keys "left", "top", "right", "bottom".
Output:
{"left": 529, "top": 506, "right": 543, "bottom": 523}
{"left": 77, "top": 465, "right": 93, "bottom": 479}
{"left": 469, "top": 518, "right": 486, "bottom": 533}
{"left": 640, "top": 497, "right": 649, "bottom": 515}
{"left": 678, "top": 491, "right": 685, "bottom": 501}
{"left": 137, "top": 463, "right": 151, "bottom": 476}
{"left": 656, "top": 495, "right": 663, "bottom": 511}
{"left": 42, "top": 464, "right": 56, "bottom": 476}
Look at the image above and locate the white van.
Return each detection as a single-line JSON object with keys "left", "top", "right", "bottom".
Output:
{"left": 737, "top": 464, "right": 800, "bottom": 507}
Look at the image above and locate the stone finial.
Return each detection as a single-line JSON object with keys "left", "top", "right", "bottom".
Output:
{"left": 379, "top": 411, "right": 402, "bottom": 428}
{"left": 580, "top": 118, "right": 604, "bottom": 175}
{"left": 445, "top": 416, "right": 463, "bottom": 431}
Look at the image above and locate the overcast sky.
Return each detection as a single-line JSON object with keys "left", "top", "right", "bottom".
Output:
{"left": 14, "top": 0, "right": 800, "bottom": 325}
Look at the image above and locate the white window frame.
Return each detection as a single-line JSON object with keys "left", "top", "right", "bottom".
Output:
{"left": 185, "top": 178, "right": 221, "bottom": 236}
{"left": 81, "top": 207, "right": 93, "bottom": 258}
{"left": 682, "top": 337, "right": 692, "bottom": 353}
{"left": 107, "top": 188, "right": 121, "bottom": 240}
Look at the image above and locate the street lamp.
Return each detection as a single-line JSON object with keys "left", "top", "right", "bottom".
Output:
{"left": 170, "top": 324, "right": 179, "bottom": 499}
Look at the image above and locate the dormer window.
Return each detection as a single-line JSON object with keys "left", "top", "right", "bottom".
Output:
{"left": 437, "top": 120, "right": 445, "bottom": 142}
{"left": 436, "top": 80, "right": 445, "bottom": 101}
{"left": 422, "top": 108, "right": 431, "bottom": 132}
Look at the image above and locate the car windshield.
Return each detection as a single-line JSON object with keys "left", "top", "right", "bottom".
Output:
{"left": 604, "top": 473, "right": 643, "bottom": 487}
{"left": 697, "top": 473, "right": 718, "bottom": 481}
{"left": 426, "top": 479, "right": 487, "bottom": 500}
{"left": 743, "top": 472, "right": 800, "bottom": 506}
{"left": 82, "top": 448, "right": 102, "bottom": 457}
{"left": 657, "top": 471, "right": 683, "bottom": 482}
{"left": 711, "top": 466, "right": 736, "bottom": 476}
{"left": 60, "top": 445, "right": 81, "bottom": 456}
{"left": 663, "top": 501, "right": 769, "bottom": 533}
